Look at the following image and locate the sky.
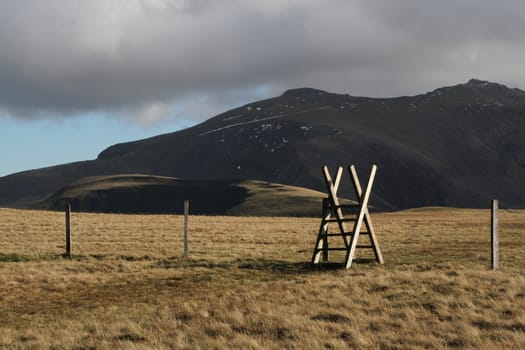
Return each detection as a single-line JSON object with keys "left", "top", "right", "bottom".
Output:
{"left": 1, "top": 0, "right": 525, "bottom": 176}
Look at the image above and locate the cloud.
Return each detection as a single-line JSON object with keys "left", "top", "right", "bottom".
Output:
{"left": 127, "top": 102, "right": 170, "bottom": 128}
{"left": 0, "top": 0, "right": 524, "bottom": 123}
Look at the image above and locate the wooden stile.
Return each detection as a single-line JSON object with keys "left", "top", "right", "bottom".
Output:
{"left": 311, "top": 164, "right": 383, "bottom": 269}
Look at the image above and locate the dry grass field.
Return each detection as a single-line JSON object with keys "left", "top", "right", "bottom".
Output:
{"left": 0, "top": 207, "right": 524, "bottom": 349}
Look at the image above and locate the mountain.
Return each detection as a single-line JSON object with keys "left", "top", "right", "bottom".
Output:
{"left": 1, "top": 78, "right": 525, "bottom": 211}
{"left": 36, "top": 174, "right": 328, "bottom": 216}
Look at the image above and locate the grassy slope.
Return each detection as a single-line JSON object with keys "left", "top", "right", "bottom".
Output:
{"left": 226, "top": 180, "right": 328, "bottom": 216}
{"left": 37, "top": 174, "right": 329, "bottom": 216}
{"left": 0, "top": 208, "right": 524, "bottom": 349}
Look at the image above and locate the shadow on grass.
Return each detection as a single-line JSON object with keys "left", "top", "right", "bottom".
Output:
{"left": 153, "top": 257, "right": 310, "bottom": 273}
{"left": 1, "top": 252, "right": 382, "bottom": 274}
{"left": 237, "top": 258, "right": 311, "bottom": 273}
{"left": 0, "top": 253, "right": 64, "bottom": 262}
{"left": 312, "top": 258, "right": 382, "bottom": 270}
{"left": 153, "top": 257, "right": 381, "bottom": 274}
{"left": 0, "top": 252, "right": 121, "bottom": 262}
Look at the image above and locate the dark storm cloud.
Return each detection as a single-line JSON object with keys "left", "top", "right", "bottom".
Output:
{"left": 0, "top": 0, "right": 524, "bottom": 122}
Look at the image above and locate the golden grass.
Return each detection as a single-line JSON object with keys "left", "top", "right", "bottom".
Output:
{"left": 0, "top": 207, "right": 524, "bottom": 349}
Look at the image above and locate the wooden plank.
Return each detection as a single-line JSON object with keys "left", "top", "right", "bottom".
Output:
{"left": 349, "top": 164, "right": 384, "bottom": 264}
{"left": 491, "top": 199, "right": 499, "bottom": 270}
{"left": 333, "top": 166, "right": 343, "bottom": 193}
{"left": 345, "top": 165, "right": 376, "bottom": 269}
{"left": 311, "top": 198, "right": 330, "bottom": 265}
{"left": 334, "top": 204, "right": 360, "bottom": 208}
{"left": 323, "top": 218, "right": 356, "bottom": 223}
{"left": 363, "top": 212, "right": 384, "bottom": 264}
{"left": 320, "top": 247, "right": 348, "bottom": 251}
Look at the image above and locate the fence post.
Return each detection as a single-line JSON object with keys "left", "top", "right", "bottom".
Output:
{"left": 65, "top": 203, "right": 72, "bottom": 258}
{"left": 491, "top": 199, "right": 499, "bottom": 270}
{"left": 184, "top": 200, "right": 189, "bottom": 258}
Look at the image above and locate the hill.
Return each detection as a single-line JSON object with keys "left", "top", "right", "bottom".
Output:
{"left": 1, "top": 78, "right": 525, "bottom": 210}
{"left": 36, "top": 174, "right": 328, "bottom": 216}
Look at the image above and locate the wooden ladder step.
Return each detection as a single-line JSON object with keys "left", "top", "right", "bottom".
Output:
{"left": 323, "top": 218, "right": 356, "bottom": 223}
{"left": 334, "top": 204, "right": 360, "bottom": 208}
{"left": 315, "top": 245, "right": 374, "bottom": 252}
{"left": 315, "top": 247, "right": 348, "bottom": 252}
{"left": 321, "top": 233, "right": 353, "bottom": 237}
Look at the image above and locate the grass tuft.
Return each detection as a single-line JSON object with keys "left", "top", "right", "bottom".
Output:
{"left": 311, "top": 313, "right": 351, "bottom": 323}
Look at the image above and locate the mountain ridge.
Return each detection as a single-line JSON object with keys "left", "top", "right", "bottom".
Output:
{"left": 2, "top": 79, "right": 525, "bottom": 211}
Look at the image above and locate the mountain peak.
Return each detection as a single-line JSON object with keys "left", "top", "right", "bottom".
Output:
{"left": 281, "top": 87, "right": 328, "bottom": 97}
{"left": 465, "top": 78, "right": 493, "bottom": 87}
{"left": 428, "top": 78, "right": 525, "bottom": 100}
{"left": 463, "top": 78, "right": 511, "bottom": 90}
{"left": 445, "top": 78, "right": 508, "bottom": 91}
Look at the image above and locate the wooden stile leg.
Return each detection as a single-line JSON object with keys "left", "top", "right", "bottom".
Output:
{"left": 345, "top": 165, "right": 376, "bottom": 268}
{"left": 349, "top": 165, "right": 384, "bottom": 265}
{"left": 311, "top": 197, "right": 331, "bottom": 265}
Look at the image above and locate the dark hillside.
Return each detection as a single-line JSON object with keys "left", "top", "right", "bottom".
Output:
{"left": 37, "top": 174, "right": 328, "bottom": 216}
{"left": 1, "top": 79, "right": 525, "bottom": 210}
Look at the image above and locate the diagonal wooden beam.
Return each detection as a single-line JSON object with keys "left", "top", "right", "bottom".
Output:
{"left": 333, "top": 166, "right": 343, "bottom": 194}
{"left": 349, "top": 164, "right": 384, "bottom": 264}
{"left": 311, "top": 198, "right": 331, "bottom": 265}
{"left": 345, "top": 165, "right": 381, "bottom": 268}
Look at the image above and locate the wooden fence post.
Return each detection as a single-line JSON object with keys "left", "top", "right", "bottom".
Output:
{"left": 184, "top": 200, "right": 189, "bottom": 258}
{"left": 491, "top": 199, "right": 499, "bottom": 270}
{"left": 65, "top": 203, "right": 72, "bottom": 258}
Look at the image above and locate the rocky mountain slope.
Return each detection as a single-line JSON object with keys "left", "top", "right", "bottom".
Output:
{"left": 1, "top": 79, "right": 525, "bottom": 211}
